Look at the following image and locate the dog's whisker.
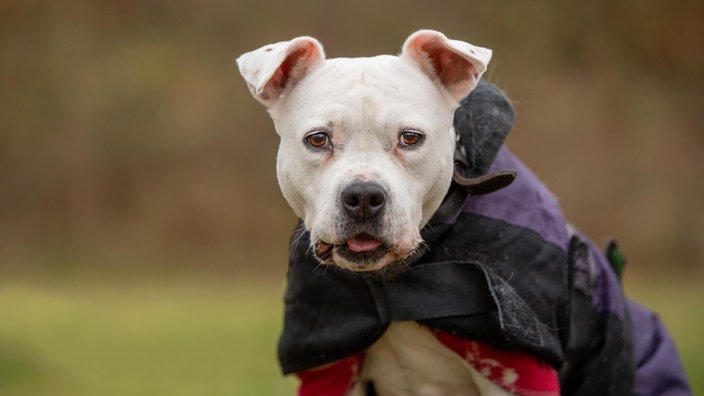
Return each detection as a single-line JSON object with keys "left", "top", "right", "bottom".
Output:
{"left": 304, "top": 243, "right": 315, "bottom": 255}
{"left": 289, "top": 229, "right": 307, "bottom": 250}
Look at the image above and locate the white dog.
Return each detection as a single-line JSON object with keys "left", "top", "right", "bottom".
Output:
{"left": 238, "top": 30, "right": 490, "bottom": 273}
{"left": 238, "top": 29, "right": 518, "bottom": 396}
{"left": 237, "top": 30, "right": 690, "bottom": 396}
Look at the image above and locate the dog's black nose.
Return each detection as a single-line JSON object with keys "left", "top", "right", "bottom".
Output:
{"left": 341, "top": 182, "right": 386, "bottom": 220}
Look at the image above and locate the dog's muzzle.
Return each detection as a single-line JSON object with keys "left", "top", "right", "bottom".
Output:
{"left": 313, "top": 181, "right": 396, "bottom": 270}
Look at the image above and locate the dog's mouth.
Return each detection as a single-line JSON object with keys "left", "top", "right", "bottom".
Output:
{"left": 315, "top": 233, "right": 392, "bottom": 271}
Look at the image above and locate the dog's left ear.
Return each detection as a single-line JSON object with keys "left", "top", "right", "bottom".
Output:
{"left": 401, "top": 30, "right": 492, "bottom": 102}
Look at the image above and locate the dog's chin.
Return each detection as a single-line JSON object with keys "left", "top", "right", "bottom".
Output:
{"left": 314, "top": 237, "right": 411, "bottom": 273}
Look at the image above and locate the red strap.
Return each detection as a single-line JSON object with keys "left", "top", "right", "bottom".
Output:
{"left": 295, "top": 332, "right": 559, "bottom": 396}
{"left": 296, "top": 354, "right": 364, "bottom": 396}
{"left": 434, "top": 331, "right": 560, "bottom": 396}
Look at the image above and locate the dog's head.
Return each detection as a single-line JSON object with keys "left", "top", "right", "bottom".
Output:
{"left": 237, "top": 30, "right": 491, "bottom": 271}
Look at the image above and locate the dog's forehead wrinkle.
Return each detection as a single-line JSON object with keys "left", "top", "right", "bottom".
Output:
{"left": 381, "top": 133, "right": 393, "bottom": 152}
{"left": 283, "top": 58, "right": 450, "bottom": 144}
{"left": 304, "top": 56, "right": 433, "bottom": 102}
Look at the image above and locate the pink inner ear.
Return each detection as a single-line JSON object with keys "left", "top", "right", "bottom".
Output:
{"left": 404, "top": 33, "right": 480, "bottom": 100}
{"left": 424, "top": 45, "right": 478, "bottom": 93}
{"left": 440, "top": 55, "right": 478, "bottom": 91}
{"left": 263, "top": 46, "right": 311, "bottom": 100}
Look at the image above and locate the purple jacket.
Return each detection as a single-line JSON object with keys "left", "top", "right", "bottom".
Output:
{"left": 278, "top": 82, "right": 692, "bottom": 395}
{"left": 467, "top": 146, "right": 691, "bottom": 395}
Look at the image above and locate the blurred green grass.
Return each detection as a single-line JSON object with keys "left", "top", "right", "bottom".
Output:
{"left": 0, "top": 277, "right": 296, "bottom": 396}
{"left": 1, "top": 274, "right": 701, "bottom": 395}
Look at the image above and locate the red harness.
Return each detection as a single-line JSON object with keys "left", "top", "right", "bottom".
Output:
{"left": 296, "top": 330, "right": 560, "bottom": 396}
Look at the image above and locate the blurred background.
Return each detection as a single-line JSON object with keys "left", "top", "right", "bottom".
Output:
{"left": 1, "top": 0, "right": 702, "bottom": 394}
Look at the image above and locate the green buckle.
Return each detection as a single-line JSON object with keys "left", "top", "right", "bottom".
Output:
{"left": 605, "top": 239, "right": 627, "bottom": 280}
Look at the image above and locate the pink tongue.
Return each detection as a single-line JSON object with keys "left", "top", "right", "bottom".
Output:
{"left": 346, "top": 234, "right": 382, "bottom": 252}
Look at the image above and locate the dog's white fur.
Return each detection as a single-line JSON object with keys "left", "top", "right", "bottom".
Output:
{"left": 350, "top": 322, "right": 513, "bottom": 395}
{"left": 238, "top": 31, "right": 512, "bottom": 395}
{"left": 238, "top": 30, "right": 490, "bottom": 271}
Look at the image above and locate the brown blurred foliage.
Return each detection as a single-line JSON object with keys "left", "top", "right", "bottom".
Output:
{"left": 1, "top": 0, "right": 703, "bottom": 278}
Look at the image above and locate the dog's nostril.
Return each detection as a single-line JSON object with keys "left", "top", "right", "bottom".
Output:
{"left": 343, "top": 194, "right": 360, "bottom": 208}
{"left": 341, "top": 182, "right": 387, "bottom": 219}
{"left": 368, "top": 191, "right": 385, "bottom": 209}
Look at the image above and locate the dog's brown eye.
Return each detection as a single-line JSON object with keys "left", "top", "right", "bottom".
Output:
{"left": 399, "top": 130, "right": 423, "bottom": 147}
{"left": 306, "top": 132, "right": 329, "bottom": 148}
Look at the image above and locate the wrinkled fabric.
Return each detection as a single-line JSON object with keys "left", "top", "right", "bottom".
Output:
{"left": 278, "top": 82, "right": 691, "bottom": 395}
{"left": 629, "top": 301, "right": 691, "bottom": 396}
{"left": 279, "top": 148, "right": 691, "bottom": 395}
{"left": 434, "top": 331, "right": 561, "bottom": 396}
{"left": 279, "top": 148, "right": 572, "bottom": 375}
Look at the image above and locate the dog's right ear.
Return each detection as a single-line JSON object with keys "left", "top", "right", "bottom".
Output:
{"left": 236, "top": 37, "right": 325, "bottom": 107}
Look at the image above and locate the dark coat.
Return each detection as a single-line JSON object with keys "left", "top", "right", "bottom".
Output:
{"left": 277, "top": 82, "right": 692, "bottom": 395}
